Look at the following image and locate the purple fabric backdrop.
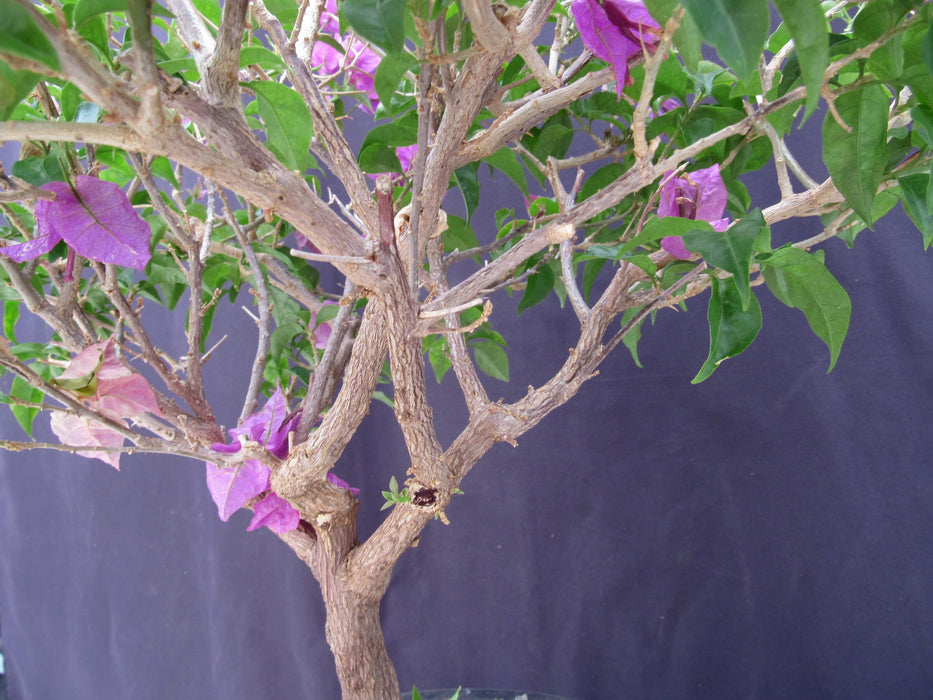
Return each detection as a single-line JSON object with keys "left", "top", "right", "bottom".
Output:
{"left": 2, "top": 121, "right": 933, "bottom": 699}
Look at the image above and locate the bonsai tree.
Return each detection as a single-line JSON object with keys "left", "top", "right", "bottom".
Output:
{"left": 0, "top": 0, "right": 931, "bottom": 696}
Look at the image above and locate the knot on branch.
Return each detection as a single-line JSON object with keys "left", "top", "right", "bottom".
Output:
{"left": 407, "top": 479, "right": 450, "bottom": 524}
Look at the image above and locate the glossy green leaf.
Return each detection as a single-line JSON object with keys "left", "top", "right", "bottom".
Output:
{"left": 643, "top": 0, "right": 702, "bottom": 70}
{"left": 359, "top": 118, "right": 419, "bottom": 152}
{"left": 622, "top": 217, "right": 713, "bottom": 257}
{"left": 680, "top": 0, "right": 768, "bottom": 80}
{"left": 453, "top": 164, "right": 480, "bottom": 222}
{"left": 761, "top": 246, "right": 851, "bottom": 372}
{"left": 681, "top": 208, "right": 764, "bottom": 309}
{"left": 911, "top": 105, "right": 933, "bottom": 148}
{"left": 342, "top": 0, "right": 406, "bottom": 55}
{"left": 442, "top": 214, "right": 479, "bottom": 255}
{"left": 526, "top": 113, "right": 574, "bottom": 164}
{"left": 822, "top": 85, "right": 889, "bottom": 226}
{"left": 579, "top": 163, "right": 626, "bottom": 201}
{"left": 0, "top": 62, "right": 39, "bottom": 121}
{"left": 517, "top": 264, "right": 555, "bottom": 315}
{"left": 424, "top": 335, "right": 452, "bottom": 384}
{"left": 374, "top": 51, "right": 417, "bottom": 110}
{"left": 899, "top": 173, "right": 933, "bottom": 249}
{"left": 483, "top": 148, "right": 529, "bottom": 196}
{"left": 692, "top": 276, "right": 762, "bottom": 383}
{"left": 10, "top": 156, "right": 66, "bottom": 186}
{"left": 239, "top": 47, "right": 286, "bottom": 72}
{"left": 3, "top": 301, "right": 19, "bottom": 343}
{"left": 0, "top": 0, "right": 60, "bottom": 70}
{"left": 771, "top": 0, "right": 828, "bottom": 117}
{"left": 73, "top": 0, "right": 127, "bottom": 26}
{"left": 903, "top": 22, "right": 933, "bottom": 108}
{"left": 923, "top": 22, "right": 933, "bottom": 79}
{"left": 9, "top": 374, "right": 43, "bottom": 437}
{"left": 249, "top": 81, "right": 314, "bottom": 171}
{"left": 357, "top": 145, "right": 402, "bottom": 174}
{"left": 473, "top": 341, "right": 509, "bottom": 382}
{"left": 619, "top": 307, "right": 645, "bottom": 368}
{"left": 191, "top": 0, "right": 222, "bottom": 26}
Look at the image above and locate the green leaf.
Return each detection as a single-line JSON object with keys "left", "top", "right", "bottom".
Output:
{"left": 424, "top": 334, "right": 451, "bottom": 383}
{"left": 483, "top": 148, "right": 529, "bottom": 196}
{"left": 248, "top": 81, "right": 314, "bottom": 172}
{"left": 619, "top": 307, "right": 645, "bottom": 368}
{"left": 526, "top": 112, "right": 574, "bottom": 163}
{"left": 624, "top": 217, "right": 714, "bottom": 256}
{"left": 923, "top": 22, "right": 933, "bottom": 80}
{"left": 903, "top": 22, "right": 933, "bottom": 108}
{"left": 681, "top": 208, "right": 764, "bottom": 309}
{"left": 761, "top": 246, "right": 851, "bottom": 372}
{"left": 9, "top": 374, "right": 43, "bottom": 437}
{"left": 0, "top": 62, "right": 39, "bottom": 121}
{"left": 374, "top": 51, "right": 417, "bottom": 110}
{"left": 473, "top": 341, "right": 509, "bottom": 382}
{"left": 579, "top": 162, "right": 626, "bottom": 201}
{"left": 3, "top": 301, "right": 19, "bottom": 343}
{"left": 239, "top": 46, "right": 286, "bottom": 72}
{"left": 358, "top": 122, "right": 418, "bottom": 149}
{"left": 911, "top": 104, "right": 933, "bottom": 149}
{"left": 453, "top": 164, "right": 480, "bottom": 222}
{"left": 442, "top": 214, "right": 479, "bottom": 254}
{"left": 341, "top": 0, "right": 406, "bottom": 54}
{"left": 517, "top": 264, "right": 554, "bottom": 315}
{"left": 644, "top": 0, "right": 703, "bottom": 70}
{"left": 11, "top": 155, "right": 66, "bottom": 187}
{"left": 0, "top": 0, "right": 60, "bottom": 71}
{"left": 771, "top": 0, "right": 828, "bottom": 117}
{"left": 358, "top": 145, "right": 403, "bottom": 173}
{"left": 73, "top": 0, "right": 127, "bottom": 26}
{"left": 680, "top": 0, "right": 768, "bottom": 80}
{"left": 692, "top": 276, "right": 762, "bottom": 383}
{"left": 899, "top": 172, "right": 933, "bottom": 248}
{"left": 822, "top": 85, "right": 889, "bottom": 226}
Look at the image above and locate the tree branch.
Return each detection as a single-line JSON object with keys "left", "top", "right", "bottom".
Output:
{"left": 250, "top": 0, "right": 379, "bottom": 235}
{"left": 272, "top": 302, "right": 388, "bottom": 500}
{"left": 202, "top": 0, "right": 249, "bottom": 107}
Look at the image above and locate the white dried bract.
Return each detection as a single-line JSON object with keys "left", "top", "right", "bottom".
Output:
{"left": 394, "top": 204, "right": 449, "bottom": 270}
{"left": 546, "top": 222, "right": 575, "bottom": 245}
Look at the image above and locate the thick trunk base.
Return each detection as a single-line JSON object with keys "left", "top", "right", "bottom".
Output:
{"left": 325, "top": 591, "right": 400, "bottom": 699}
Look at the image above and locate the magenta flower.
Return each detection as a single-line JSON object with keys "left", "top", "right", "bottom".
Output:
{"left": 395, "top": 145, "right": 417, "bottom": 174}
{"left": 310, "top": 0, "right": 382, "bottom": 112}
{"left": 571, "top": 0, "right": 661, "bottom": 97}
{"left": 0, "top": 176, "right": 152, "bottom": 273}
{"left": 657, "top": 164, "right": 730, "bottom": 259}
{"left": 206, "top": 388, "right": 358, "bottom": 533}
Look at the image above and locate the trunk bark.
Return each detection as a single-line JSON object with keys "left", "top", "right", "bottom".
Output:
{"left": 278, "top": 507, "right": 403, "bottom": 699}
{"left": 325, "top": 586, "right": 401, "bottom": 699}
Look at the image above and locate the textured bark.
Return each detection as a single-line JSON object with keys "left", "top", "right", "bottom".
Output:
{"left": 279, "top": 499, "right": 402, "bottom": 699}
{"left": 325, "top": 589, "right": 400, "bottom": 699}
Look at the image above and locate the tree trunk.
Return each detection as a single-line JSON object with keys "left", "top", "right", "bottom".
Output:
{"left": 278, "top": 507, "right": 403, "bottom": 699}
{"left": 324, "top": 586, "right": 401, "bottom": 699}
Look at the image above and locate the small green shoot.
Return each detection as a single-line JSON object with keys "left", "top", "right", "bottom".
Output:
{"left": 381, "top": 475, "right": 410, "bottom": 510}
